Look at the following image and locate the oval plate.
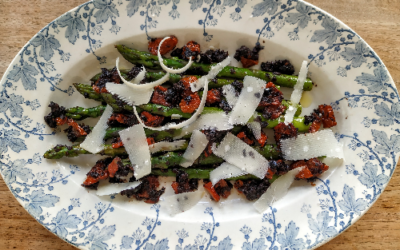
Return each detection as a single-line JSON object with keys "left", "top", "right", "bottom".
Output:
{"left": 0, "top": 1, "right": 398, "bottom": 249}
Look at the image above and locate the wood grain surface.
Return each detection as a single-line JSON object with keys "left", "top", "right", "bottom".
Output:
{"left": 0, "top": 0, "right": 399, "bottom": 249}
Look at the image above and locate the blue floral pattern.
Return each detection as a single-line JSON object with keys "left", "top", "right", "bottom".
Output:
{"left": 0, "top": 1, "right": 398, "bottom": 249}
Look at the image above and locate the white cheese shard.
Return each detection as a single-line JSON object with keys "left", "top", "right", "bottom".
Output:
{"left": 212, "top": 133, "right": 269, "bottom": 179}
{"left": 210, "top": 162, "right": 248, "bottom": 185}
{"left": 80, "top": 105, "right": 113, "bottom": 153}
{"left": 163, "top": 190, "right": 204, "bottom": 216}
{"left": 221, "top": 84, "right": 238, "bottom": 108}
{"left": 229, "top": 76, "right": 266, "bottom": 125}
{"left": 248, "top": 121, "right": 262, "bottom": 140}
{"left": 106, "top": 82, "right": 154, "bottom": 106}
{"left": 190, "top": 57, "right": 232, "bottom": 92}
{"left": 174, "top": 111, "right": 233, "bottom": 139}
{"left": 115, "top": 57, "right": 171, "bottom": 89}
{"left": 149, "top": 140, "right": 187, "bottom": 154}
{"left": 180, "top": 130, "right": 209, "bottom": 168}
{"left": 158, "top": 37, "right": 193, "bottom": 74}
{"left": 96, "top": 181, "right": 141, "bottom": 196}
{"left": 107, "top": 57, "right": 170, "bottom": 106}
{"left": 119, "top": 124, "right": 152, "bottom": 180}
{"left": 284, "top": 60, "right": 308, "bottom": 124}
{"left": 253, "top": 167, "right": 304, "bottom": 213}
{"left": 280, "top": 129, "right": 344, "bottom": 160}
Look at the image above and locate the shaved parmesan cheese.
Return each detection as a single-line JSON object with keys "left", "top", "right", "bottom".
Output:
{"left": 119, "top": 124, "right": 152, "bottom": 180}
{"left": 280, "top": 129, "right": 344, "bottom": 160}
{"left": 171, "top": 114, "right": 182, "bottom": 119}
{"left": 222, "top": 84, "right": 238, "bottom": 107}
{"left": 229, "top": 76, "right": 266, "bottom": 125}
{"left": 190, "top": 56, "right": 231, "bottom": 92}
{"left": 212, "top": 133, "right": 269, "bottom": 179}
{"left": 174, "top": 111, "right": 233, "bottom": 139}
{"left": 116, "top": 57, "right": 170, "bottom": 89}
{"left": 180, "top": 130, "right": 209, "bottom": 168}
{"left": 116, "top": 57, "right": 146, "bottom": 85}
{"left": 106, "top": 82, "right": 154, "bottom": 105}
{"left": 253, "top": 167, "right": 304, "bottom": 213}
{"left": 149, "top": 140, "right": 187, "bottom": 154}
{"left": 96, "top": 181, "right": 141, "bottom": 196}
{"left": 108, "top": 57, "right": 170, "bottom": 105}
{"left": 284, "top": 61, "right": 308, "bottom": 124}
{"left": 210, "top": 162, "right": 248, "bottom": 185}
{"left": 158, "top": 37, "right": 193, "bottom": 74}
{"left": 80, "top": 105, "right": 113, "bottom": 153}
{"left": 248, "top": 122, "right": 262, "bottom": 140}
{"left": 133, "top": 69, "right": 211, "bottom": 131}
{"left": 163, "top": 190, "right": 204, "bottom": 216}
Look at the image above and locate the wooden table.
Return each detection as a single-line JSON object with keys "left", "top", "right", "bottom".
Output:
{"left": 0, "top": 0, "right": 399, "bottom": 249}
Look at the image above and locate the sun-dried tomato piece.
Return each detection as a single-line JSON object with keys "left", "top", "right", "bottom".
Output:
{"left": 237, "top": 131, "right": 254, "bottom": 145}
{"left": 112, "top": 137, "right": 124, "bottom": 149}
{"left": 265, "top": 168, "right": 275, "bottom": 180}
{"left": 56, "top": 117, "right": 67, "bottom": 126}
{"left": 64, "top": 122, "right": 91, "bottom": 142}
{"left": 180, "top": 93, "right": 201, "bottom": 113}
{"left": 151, "top": 86, "right": 171, "bottom": 107}
{"left": 67, "top": 119, "right": 87, "bottom": 136}
{"left": 318, "top": 104, "right": 337, "bottom": 128}
{"left": 306, "top": 158, "right": 329, "bottom": 177}
{"left": 171, "top": 182, "right": 180, "bottom": 194}
{"left": 107, "top": 157, "right": 121, "bottom": 178}
{"left": 259, "top": 82, "right": 284, "bottom": 107}
{"left": 182, "top": 41, "right": 201, "bottom": 60}
{"left": 291, "top": 158, "right": 329, "bottom": 180}
{"left": 44, "top": 102, "right": 67, "bottom": 128}
{"left": 140, "top": 111, "right": 165, "bottom": 127}
{"left": 204, "top": 143, "right": 213, "bottom": 157}
{"left": 309, "top": 120, "right": 321, "bottom": 133}
{"left": 121, "top": 175, "right": 166, "bottom": 204}
{"left": 108, "top": 113, "right": 137, "bottom": 127}
{"left": 234, "top": 44, "right": 263, "bottom": 68}
{"left": 291, "top": 160, "right": 314, "bottom": 179}
{"left": 82, "top": 158, "right": 112, "bottom": 189}
{"left": 180, "top": 76, "right": 198, "bottom": 97}
{"left": 147, "top": 137, "right": 155, "bottom": 145}
{"left": 148, "top": 35, "right": 178, "bottom": 55}
{"left": 257, "top": 131, "right": 268, "bottom": 147}
{"left": 273, "top": 122, "right": 297, "bottom": 148}
{"left": 304, "top": 104, "right": 337, "bottom": 133}
{"left": 214, "top": 180, "right": 232, "bottom": 199}
{"left": 204, "top": 181, "right": 220, "bottom": 202}
{"left": 206, "top": 89, "right": 222, "bottom": 105}
{"left": 240, "top": 57, "right": 258, "bottom": 68}
{"left": 262, "top": 105, "right": 286, "bottom": 120}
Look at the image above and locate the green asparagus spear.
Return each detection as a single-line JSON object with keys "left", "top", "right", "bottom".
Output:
{"left": 74, "top": 126, "right": 185, "bottom": 143}
{"left": 115, "top": 45, "right": 313, "bottom": 91}
{"left": 99, "top": 91, "right": 302, "bottom": 118}
{"left": 150, "top": 168, "right": 260, "bottom": 181}
{"left": 66, "top": 105, "right": 106, "bottom": 120}
{"left": 43, "top": 143, "right": 281, "bottom": 163}
{"left": 44, "top": 142, "right": 187, "bottom": 160}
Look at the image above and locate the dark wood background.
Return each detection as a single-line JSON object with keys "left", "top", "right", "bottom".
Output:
{"left": 0, "top": 0, "right": 399, "bottom": 249}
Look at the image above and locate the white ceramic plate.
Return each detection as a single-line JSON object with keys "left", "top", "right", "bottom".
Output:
{"left": 0, "top": 1, "right": 398, "bottom": 249}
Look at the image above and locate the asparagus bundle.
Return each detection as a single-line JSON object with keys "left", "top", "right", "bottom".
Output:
{"left": 44, "top": 143, "right": 280, "bottom": 167}
{"left": 115, "top": 45, "right": 314, "bottom": 91}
